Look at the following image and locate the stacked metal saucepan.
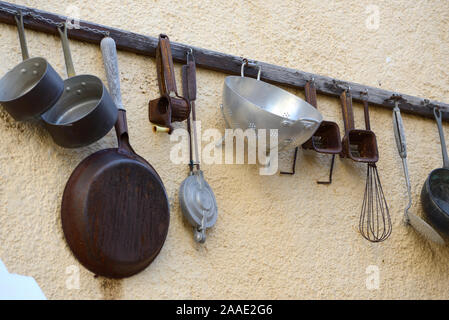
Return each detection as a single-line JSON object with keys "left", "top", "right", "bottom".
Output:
{"left": 0, "top": 13, "right": 116, "bottom": 148}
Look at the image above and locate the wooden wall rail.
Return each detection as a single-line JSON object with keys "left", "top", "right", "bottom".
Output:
{"left": 0, "top": 1, "right": 448, "bottom": 121}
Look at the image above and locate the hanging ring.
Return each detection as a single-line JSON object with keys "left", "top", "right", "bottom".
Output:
{"left": 241, "top": 59, "right": 262, "bottom": 80}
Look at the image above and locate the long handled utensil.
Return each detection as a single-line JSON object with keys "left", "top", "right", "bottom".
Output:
{"left": 301, "top": 80, "right": 342, "bottom": 183}
{"left": 61, "top": 37, "right": 170, "bottom": 278}
{"left": 340, "top": 89, "right": 391, "bottom": 242}
{"left": 149, "top": 34, "right": 190, "bottom": 133}
{"left": 179, "top": 49, "right": 218, "bottom": 243}
{"left": 393, "top": 103, "right": 444, "bottom": 244}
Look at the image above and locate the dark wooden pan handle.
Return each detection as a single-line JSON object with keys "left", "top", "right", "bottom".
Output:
{"left": 156, "top": 34, "right": 178, "bottom": 96}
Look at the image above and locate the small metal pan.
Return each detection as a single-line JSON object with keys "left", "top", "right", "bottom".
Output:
{"left": 339, "top": 89, "right": 378, "bottom": 163}
{"left": 0, "top": 12, "right": 64, "bottom": 121}
{"left": 41, "top": 24, "right": 117, "bottom": 148}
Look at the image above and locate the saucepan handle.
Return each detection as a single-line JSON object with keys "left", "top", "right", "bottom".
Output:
{"left": 101, "top": 37, "right": 124, "bottom": 111}
{"left": 433, "top": 107, "right": 449, "bottom": 169}
{"left": 14, "top": 12, "right": 29, "bottom": 61}
{"left": 58, "top": 23, "right": 76, "bottom": 78}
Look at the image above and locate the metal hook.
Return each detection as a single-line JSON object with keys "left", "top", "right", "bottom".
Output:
{"left": 433, "top": 104, "right": 442, "bottom": 117}
{"left": 361, "top": 89, "right": 369, "bottom": 101}
{"left": 317, "top": 155, "right": 336, "bottom": 184}
{"left": 186, "top": 47, "right": 194, "bottom": 63}
{"left": 280, "top": 147, "right": 299, "bottom": 175}
{"left": 241, "top": 58, "right": 262, "bottom": 80}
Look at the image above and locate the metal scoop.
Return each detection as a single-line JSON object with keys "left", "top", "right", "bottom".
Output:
{"left": 393, "top": 103, "right": 445, "bottom": 245}
{"left": 340, "top": 89, "right": 378, "bottom": 162}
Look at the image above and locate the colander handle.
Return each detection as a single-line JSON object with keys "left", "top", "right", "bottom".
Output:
{"left": 241, "top": 60, "right": 261, "bottom": 80}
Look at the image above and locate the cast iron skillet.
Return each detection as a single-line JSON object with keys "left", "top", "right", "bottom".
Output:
{"left": 421, "top": 107, "right": 449, "bottom": 241}
{"left": 61, "top": 37, "right": 170, "bottom": 278}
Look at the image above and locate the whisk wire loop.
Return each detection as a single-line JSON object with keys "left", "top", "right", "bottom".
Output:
{"left": 359, "top": 163, "right": 392, "bottom": 242}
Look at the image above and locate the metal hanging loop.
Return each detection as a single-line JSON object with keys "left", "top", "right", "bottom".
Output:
{"left": 241, "top": 59, "right": 262, "bottom": 80}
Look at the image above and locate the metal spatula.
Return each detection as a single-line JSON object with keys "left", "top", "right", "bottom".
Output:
{"left": 393, "top": 104, "right": 445, "bottom": 245}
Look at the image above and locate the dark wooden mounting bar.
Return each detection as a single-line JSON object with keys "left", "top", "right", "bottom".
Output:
{"left": 0, "top": 0, "right": 448, "bottom": 121}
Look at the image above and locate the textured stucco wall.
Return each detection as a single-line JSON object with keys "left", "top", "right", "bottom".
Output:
{"left": 0, "top": 0, "right": 449, "bottom": 299}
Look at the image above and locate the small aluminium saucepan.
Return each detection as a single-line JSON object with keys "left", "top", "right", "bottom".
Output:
{"left": 41, "top": 23, "right": 117, "bottom": 148}
{"left": 421, "top": 107, "right": 449, "bottom": 241}
{"left": 0, "top": 12, "right": 64, "bottom": 121}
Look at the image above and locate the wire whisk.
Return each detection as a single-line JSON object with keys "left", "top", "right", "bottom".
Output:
{"left": 359, "top": 163, "right": 392, "bottom": 242}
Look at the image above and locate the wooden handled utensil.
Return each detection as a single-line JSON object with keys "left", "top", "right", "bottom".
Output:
{"left": 149, "top": 34, "right": 190, "bottom": 133}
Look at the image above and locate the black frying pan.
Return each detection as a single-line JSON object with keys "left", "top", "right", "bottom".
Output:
{"left": 61, "top": 37, "right": 170, "bottom": 278}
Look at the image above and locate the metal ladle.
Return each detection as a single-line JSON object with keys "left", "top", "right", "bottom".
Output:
{"left": 393, "top": 103, "right": 445, "bottom": 244}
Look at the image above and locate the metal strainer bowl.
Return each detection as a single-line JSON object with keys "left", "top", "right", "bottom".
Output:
{"left": 222, "top": 62, "right": 323, "bottom": 152}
